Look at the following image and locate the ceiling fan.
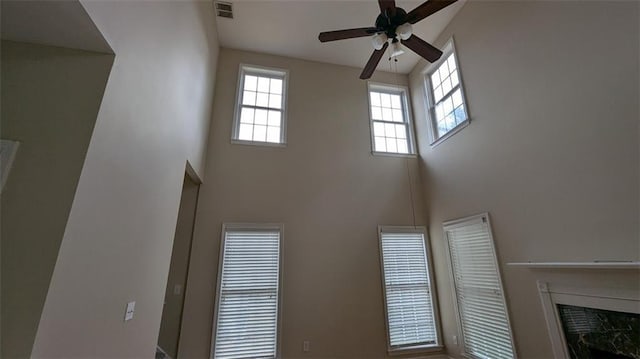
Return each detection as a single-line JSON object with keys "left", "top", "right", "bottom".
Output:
{"left": 318, "top": 0, "right": 458, "bottom": 79}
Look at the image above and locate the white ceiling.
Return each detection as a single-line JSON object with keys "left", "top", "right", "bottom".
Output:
{"left": 215, "top": 0, "right": 466, "bottom": 74}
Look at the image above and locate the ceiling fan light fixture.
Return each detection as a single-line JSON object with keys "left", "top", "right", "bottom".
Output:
{"left": 371, "top": 32, "right": 389, "bottom": 50}
{"left": 397, "top": 22, "right": 413, "bottom": 40}
{"left": 390, "top": 41, "right": 405, "bottom": 58}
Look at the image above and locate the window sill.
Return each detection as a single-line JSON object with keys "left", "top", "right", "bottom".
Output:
{"left": 231, "top": 139, "right": 287, "bottom": 148}
{"left": 371, "top": 151, "right": 418, "bottom": 159}
{"left": 388, "top": 344, "right": 444, "bottom": 357}
{"left": 429, "top": 118, "right": 470, "bottom": 148}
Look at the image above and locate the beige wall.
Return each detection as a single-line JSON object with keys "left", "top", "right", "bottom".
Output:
{"left": 31, "top": 1, "right": 219, "bottom": 357}
{"left": 179, "top": 48, "right": 428, "bottom": 358}
{"left": 158, "top": 174, "right": 199, "bottom": 358}
{"left": 0, "top": 40, "right": 113, "bottom": 358}
{"left": 408, "top": 1, "right": 639, "bottom": 358}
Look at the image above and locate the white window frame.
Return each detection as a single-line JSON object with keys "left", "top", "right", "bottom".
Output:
{"left": 378, "top": 225, "right": 443, "bottom": 355}
{"left": 443, "top": 213, "right": 517, "bottom": 359}
{"left": 210, "top": 223, "right": 284, "bottom": 359}
{"left": 423, "top": 38, "right": 470, "bottom": 146}
{"left": 367, "top": 83, "right": 417, "bottom": 157}
{"left": 232, "top": 64, "right": 289, "bottom": 147}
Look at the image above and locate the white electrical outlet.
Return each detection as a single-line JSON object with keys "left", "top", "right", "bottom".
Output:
{"left": 124, "top": 301, "right": 136, "bottom": 321}
{"left": 303, "top": 340, "right": 310, "bottom": 352}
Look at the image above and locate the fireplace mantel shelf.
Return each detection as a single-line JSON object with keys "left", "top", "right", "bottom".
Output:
{"left": 507, "top": 261, "right": 640, "bottom": 269}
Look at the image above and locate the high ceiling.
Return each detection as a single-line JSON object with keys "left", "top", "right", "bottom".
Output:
{"left": 215, "top": 0, "right": 466, "bottom": 74}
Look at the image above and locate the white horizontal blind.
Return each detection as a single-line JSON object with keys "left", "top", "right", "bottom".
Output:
{"left": 445, "top": 216, "right": 515, "bottom": 359}
{"left": 380, "top": 231, "right": 437, "bottom": 349}
{"left": 213, "top": 229, "right": 280, "bottom": 359}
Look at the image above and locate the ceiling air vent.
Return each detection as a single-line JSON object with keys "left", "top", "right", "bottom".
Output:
{"left": 215, "top": 1, "right": 233, "bottom": 19}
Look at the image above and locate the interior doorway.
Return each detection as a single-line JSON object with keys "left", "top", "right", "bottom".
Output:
{"left": 157, "top": 172, "right": 200, "bottom": 359}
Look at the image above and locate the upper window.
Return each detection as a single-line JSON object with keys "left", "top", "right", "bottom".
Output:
{"left": 379, "top": 226, "right": 440, "bottom": 353}
{"left": 368, "top": 84, "right": 415, "bottom": 155}
{"left": 425, "top": 40, "right": 469, "bottom": 144}
{"left": 212, "top": 224, "right": 282, "bottom": 359}
{"left": 443, "top": 214, "right": 516, "bottom": 359}
{"left": 233, "top": 65, "right": 288, "bottom": 145}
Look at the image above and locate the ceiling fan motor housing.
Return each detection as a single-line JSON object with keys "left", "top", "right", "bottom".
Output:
{"left": 375, "top": 7, "right": 408, "bottom": 40}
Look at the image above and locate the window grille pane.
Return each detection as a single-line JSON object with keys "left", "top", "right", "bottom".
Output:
{"left": 270, "top": 79, "right": 283, "bottom": 94}
{"left": 438, "top": 63, "right": 449, "bottom": 82}
{"left": 244, "top": 75, "right": 257, "bottom": 91}
{"left": 380, "top": 231, "right": 438, "bottom": 350}
{"left": 254, "top": 109, "right": 268, "bottom": 125}
{"left": 385, "top": 138, "right": 397, "bottom": 152}
{"left": 397, "top": 139, "right": 408, "bottom": 154}
{"left": 434, "top": 86, "right": 443, "bottom": 103}
{"left": 390, "top": 95, "right": 402, "bottom": 109}
{"left": 243, "top": 91, "right": 256, "bottom": 106}
{"left": 214, "top": 229, "right": 281, "bottom": 359}
{"left": 382, "top": 108, "right": 393, "bottom": 122}
{"left": 238, "top": 124, "right": 253, "bottom": 141}
{"left": 445, "top": 216, "right": 515, "bottom": 359}
{"left": 257, "top": 77, "right": 270, "bottom": 92}
{"left": 380, "top": 93, "right": 392, "bottom": 107}
{"left": 256, "top": 92, "right": 269, "bottom": 107}
{"left": 253, "top": 125, "right": 267, "bottom": 142}
{"left": 392, "top": 109, "right": 403, "bottom": 123}
{"left": 452, "top": 89, "right": 463, "bottom": 107}
{"left": 384, "top": 123, "right": 396, "bottom": 138}
{"left": 431, "top": 71, "right": 441, "bottom": 88}
{"left": 266, "top": 127, "right": 280, "bottom": 143}
{"left": 375, "top": 137, "right": 386, "bottom": 152}
{"left": 267, "top": 111, "right": 281, "bottom": 127}
{"left": 448, "top": 54, "right": 457, "bottom": 71}
{"left": 240, "top": 108, "right": 254, "bottom": 124}
{"left": 395, "top": 125, "right": 406, "bottom": 139}
{"left": 370, "top": 92, "right": 381, "bottom": 106}
{"left": 269, "top": 94, "right": 281, "bottom": 109}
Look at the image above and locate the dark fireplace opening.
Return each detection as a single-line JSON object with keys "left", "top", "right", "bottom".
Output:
{"left": 557, "top": 304, "right": 639, "bottom": 359}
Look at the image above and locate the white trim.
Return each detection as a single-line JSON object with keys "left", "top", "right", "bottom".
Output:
{"left": 377, "top": 225, "right": 442, "bottom": 354}
{"left": 232, "top": 64, "right": 289, "bottom": 146}
{"left": 422, "top": 37, "right": 471, "bottom": 146}
{"left": 537, "top": 281, "right": 640, "bottom": 359}
{"left": 508, "top": 261, "right": 640, "bottom": 269}
{"left": 210, "top": 223, "right": 284, "bottom": 359}
{"left": 367, "top": 82, "right": 417, "bottom": 156}
{"left": 371, "top": 151, "right": 418, "bottom": 159}
{"left": 229, "top": 139, "right": 287, "bottom": 148}
{"left": 428, "top": 119, "right": 469, "bottom": 148}
{"left": 443, "top": 213, "right": 518, "bottom": 359}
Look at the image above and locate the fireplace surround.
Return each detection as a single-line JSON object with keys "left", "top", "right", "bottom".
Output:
{"left": 537, "top": 280, "right": 640, "bottom": 359}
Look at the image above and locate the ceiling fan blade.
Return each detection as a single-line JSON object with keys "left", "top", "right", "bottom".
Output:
{"left": 406, "top": 0, "right": 458, "bottom": 24}
{"left": 401, "top": 35, "right": 443, "bottom": 62}
{"left": 360, "top": 42, "right": 389, "bottom": 80}
{"left": 319, "top": 27, "right": 379, "bottom": 42}
{"left": 378, "top": 0, "right": 396, "bottom": 14}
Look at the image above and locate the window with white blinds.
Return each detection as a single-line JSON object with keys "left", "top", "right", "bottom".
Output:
{"left": 212, "top": 225, "right": 282, "bottom": 359}
{"left": 379, "top": 227, "right": 439, "bottom": 352}
{"left": 444, "top": 214, "right": 515, "bottom": 359}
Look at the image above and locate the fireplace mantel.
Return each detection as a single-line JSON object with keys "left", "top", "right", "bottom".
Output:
{"left": 507, "top": 261, "right": 640, "bottom": 269}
